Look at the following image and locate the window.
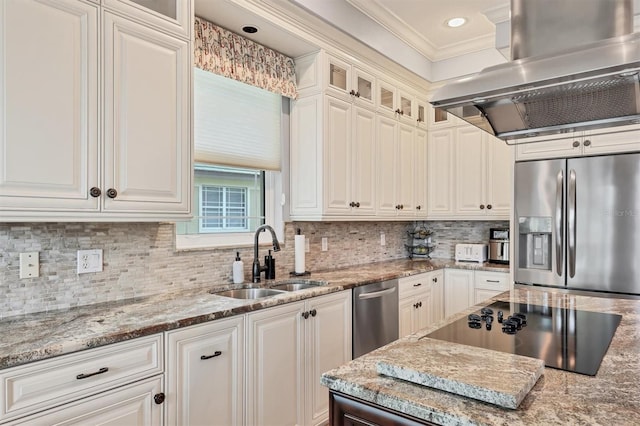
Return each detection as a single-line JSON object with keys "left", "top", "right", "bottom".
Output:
{"left": 176, "top": 69, "right": 285, "bottom": 249}
{"left": 200, "top": 186, "right": 248, "bottom": 232}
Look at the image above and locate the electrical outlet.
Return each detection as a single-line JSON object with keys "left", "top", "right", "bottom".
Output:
{"left": 380, "top": 233, "right": 386, "bottom": 246}
{"left": 19, "top": 252, "right": 39, "bottom": 279}
{"left": 321, "top": 237, "right": 328, "bottom": 251}
{"left": 77, "top": 249, "right": 103, "bottom": 274}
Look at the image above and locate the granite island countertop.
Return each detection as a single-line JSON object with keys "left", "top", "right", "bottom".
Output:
{"left": 321, "top": 287, "right": 640, "bottom": 426}
{"left": 0, "top": 258, "right": 507, "bottom": 370}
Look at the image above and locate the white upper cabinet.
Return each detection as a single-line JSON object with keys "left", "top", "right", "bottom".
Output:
{"left": 325, "top": 54, "right": 375, "bottom": 108}
{"left": 515, "top": 124, "right": 640, "bottom": 161}
{"left": 426, "top": 102, "right": 459, "bottom": 128}
{"left": 428, "top": 124, "right": 512, "bottom": 220}
{"left": 103, "top": 0, "right": 191, "bottom": 39}
{"left": 0, "top": 0, "right": 192, "bottom": 221}
{"left": 377, "top": 79, "right": 415, "bottom": 124}
{"left": 103, "top": 12, "right": 191, "bottom": 214}
{"left": 0, "top": 0, "right": 99, "bottom": 215}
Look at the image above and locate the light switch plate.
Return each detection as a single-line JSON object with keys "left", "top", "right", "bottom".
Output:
{"left": 19, "top": 252, "right": 39, "bottom": 279}
{"left": 77, "top": 249, "right": 103, "bottom": 274}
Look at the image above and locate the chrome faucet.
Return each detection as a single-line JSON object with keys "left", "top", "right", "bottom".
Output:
{"left": 252, "top": 224, "right": 281, "bottom": 283}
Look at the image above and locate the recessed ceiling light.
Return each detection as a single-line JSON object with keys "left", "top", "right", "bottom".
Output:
{"left": 242, "top": 25, "right": 258, "bottom": 34}
{"left": 446, "top": 17, "right": 467, "bottom": 28}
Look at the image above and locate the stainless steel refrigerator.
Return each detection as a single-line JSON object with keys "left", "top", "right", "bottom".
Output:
{"left": 514, "top": 153, "right": 640, "bottom": 295}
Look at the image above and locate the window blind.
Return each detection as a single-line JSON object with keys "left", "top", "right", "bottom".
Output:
{"left": 194, "top": 68, "right": 282, "bottom": 170}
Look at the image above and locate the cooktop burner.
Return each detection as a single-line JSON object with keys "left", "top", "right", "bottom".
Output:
{"left": 425, "top": 300, "right": 622, "bottom": 376}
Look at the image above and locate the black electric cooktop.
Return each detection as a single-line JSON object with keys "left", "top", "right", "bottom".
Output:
{"left": 425, "top": 300, "right": 622, "bottom": 376}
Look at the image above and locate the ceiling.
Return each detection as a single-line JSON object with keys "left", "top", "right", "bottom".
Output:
{"left": 194, "top": 0, "right": 509, "bottom": 60}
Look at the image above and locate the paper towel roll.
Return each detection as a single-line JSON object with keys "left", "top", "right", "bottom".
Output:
{"left": 294, "top": 234, "right": 306, "bottom": 274}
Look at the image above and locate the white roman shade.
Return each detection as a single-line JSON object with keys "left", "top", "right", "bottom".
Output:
{"left": 194, "top": 68, "right": 282, "bottom": 170}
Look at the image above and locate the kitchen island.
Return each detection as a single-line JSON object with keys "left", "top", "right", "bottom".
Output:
{"left": 321, "top": 287, "right": 640, "bottom": 425}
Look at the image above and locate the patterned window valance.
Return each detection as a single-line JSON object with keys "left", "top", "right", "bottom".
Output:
{"left": 194, "top": 16, "right": 298, "bottom": 99}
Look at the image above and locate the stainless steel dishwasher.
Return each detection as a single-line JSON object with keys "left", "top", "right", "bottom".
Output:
{"left": 352, "top": 279, "right": 399, "bottom": 358}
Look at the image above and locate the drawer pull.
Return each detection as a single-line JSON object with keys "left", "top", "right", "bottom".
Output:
{"left": 76, "top": 367, "right": 109, "bottom": 380}
{"left": 200, "top": 351, "right": 222, "bottom": 360}
{"left": 413, "top": 283, "right": 422, "bottom": 287}
{"left": 486, "top": 279, "right": 500, "bottom": 283}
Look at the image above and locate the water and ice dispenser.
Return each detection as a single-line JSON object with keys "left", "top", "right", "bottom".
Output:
{"left": 518, "top": 217, "right": 553, "bottom": 271}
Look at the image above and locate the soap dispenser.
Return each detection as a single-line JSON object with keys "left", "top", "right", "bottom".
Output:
{"left": 232, "top": 252, "right": 244, "bottom": 284}
{"left": 265, "top": 250, "right": 276, "bottom": 280}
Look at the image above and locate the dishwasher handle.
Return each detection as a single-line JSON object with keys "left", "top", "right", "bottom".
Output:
{"left": 357, "top": 286, "right": 396, "bottom": 300}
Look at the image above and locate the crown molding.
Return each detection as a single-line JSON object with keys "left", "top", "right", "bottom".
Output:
{"left": 346, "top": 0, "right": 439, "bottom": 60}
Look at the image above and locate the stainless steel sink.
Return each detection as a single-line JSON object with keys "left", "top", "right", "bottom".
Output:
{"left": 211, "top": 288, "right": 286, "bottom": 299}
{"left": 270, "top": 280, "right": 327, "bottom": 292}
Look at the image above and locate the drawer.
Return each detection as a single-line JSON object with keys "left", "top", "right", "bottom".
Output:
{"left": 474, "top": 271, "right": 509, "bottom": 291}
{"left": 398, "top": 272, "right": 435, "bottom": 299}
{"left": 0, "top": 334, "right": 163, "bottom": 423}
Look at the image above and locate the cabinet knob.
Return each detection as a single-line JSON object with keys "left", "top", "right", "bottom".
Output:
{"left": 355, "top": 91, "right": 361, "bottom": 98}
{"left": 395, "top": 108, "right": 404, "bottom": 115}
{"left": 400, "top": 204, "right": 404, "bottom": 210}
{"left": 302, "top": 311, "right": 309, "bottom": 319}
{"left": 479, "top": 204, "right": 485, "bottom": 210}
{"left": 106, "top": 188, "right": 118, "bottom": 198}
{"left": 573, "top": 140, "right": 580, "bottom": 147}
{"left": 154, "top": 393, "right": 165, "bottom": 405}
{"left": 355, "top": 202, "right": 360, "bottom": 208}
{"left": 89, "top": 187, "right": 101, "bottom": 198}
{"left": 487, "top": 204, "right": 492, "bottom": 210}
{"left": 310, "top": 308, "right": 317, "bottom": 317}
{"left": 349, "top": 89, "right": 356, "bottom": 96}
{"left": 433, "top": 277, "right": 438, "bottom": 283}
{"left": 416, "top": 205, "right": 421, "bottom": 210}
{"left": 349, "top": 201, "right": 355, "bottom": 207}
{"left": 583, "top": 139, "right": 591, "bottom": 147}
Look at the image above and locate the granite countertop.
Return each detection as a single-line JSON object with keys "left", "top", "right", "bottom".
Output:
{"left": 321, "top": 287, "right": 640, "bottom": 425}
{"left": 0, "top": 258, "right": 507, "bottom": 370}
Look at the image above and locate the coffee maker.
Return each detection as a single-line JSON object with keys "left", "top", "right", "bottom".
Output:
{"left": 489, "top": 228, "right": 510, "bottom": 264}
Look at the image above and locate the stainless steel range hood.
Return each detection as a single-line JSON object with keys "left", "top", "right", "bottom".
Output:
{"left": 430, "top": 0, "right": 640, "bottom": 141}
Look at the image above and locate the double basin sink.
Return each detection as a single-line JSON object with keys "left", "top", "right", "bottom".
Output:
{"left": 211, "top": 280, "right": 327, "bottom": 300}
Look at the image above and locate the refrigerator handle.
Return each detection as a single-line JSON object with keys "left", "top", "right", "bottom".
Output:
{"left": 568, "top": 169, "right": 577, "bottom": 278}
{"left": 555, "top": 170, "right": 564, "bottom": 277}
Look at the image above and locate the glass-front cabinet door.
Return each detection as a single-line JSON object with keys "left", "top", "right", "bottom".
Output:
{"left": 103, "top": 0, "right": 191, "bottom": 39}
{"left": 427, "top": 102, "right": 458, "bottom": 128}
{"left": 398, "top": 91, "right": 413, "bottom": 121}
{"left": 377, "top": 79, "right": 396, "bottom": 116}
{"left": 416, "top": 100, "right": 427, "bottom": 128}
{"left": 352, "top": 67, "right": 375, "bottom": 108}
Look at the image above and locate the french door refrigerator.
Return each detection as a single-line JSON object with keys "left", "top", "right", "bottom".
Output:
{"left": 514, "top": 152, "right": 640, "bottom": 295}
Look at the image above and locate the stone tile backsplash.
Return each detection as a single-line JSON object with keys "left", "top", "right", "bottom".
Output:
{"left": 0, "top": 220, "right": 506, "bottom": 318}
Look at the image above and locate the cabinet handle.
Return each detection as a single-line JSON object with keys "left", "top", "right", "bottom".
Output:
{"left": 433, "top": 277, "right": 438, "bottom": 283}
{"left": 413, "top": 283, "right": 422, "bottom": 287}
{"left": 479, "top": 204, "right": 485, "bottom": 210}
{"left": 583, "top": 139, "right": 591, "bottom": 147}
{"left": 310, "top": 308, "right": 317, "bottom": 317}
{"left": 106, "top": 188, "right": 118, "bottom": 198}
{"left": 89, "top": 187, "right": 101, "bottom": 197}
{"left": 302, "top": 311, "right": 309, "bottom": 319}
{"left": 355, "top": 202, "right": 360, "bottom": 208}
{"left": 416, "top": 205, "right": 421, "bottom": 210}
{"left": 349, "top": 201, "right": 355, "bottom": 207}
{"left": 154, "top": 393, "right": 165, "bottom": 405}
{"left": 400, "top": 204, "right": 404, "bottom": 210}
{"left": 349, "top": 89, "right": 356, "bottom": 96}
{"left": 395, "top": 108, "right": 404, "bottom": 115}
{"left": 355, "top": 91, "right": 361, "bottom": 98}
{"left": 76, "top": 367, "right": 109, "bottom": 380}
{"left": 486, "top": 279, "right": 500, "bottom": 283}
{"left": 200, "top": 351, "right": 223, "bottom": 360}
{"left": 487, "top": 204, "right": 492, "bottom": 210}
{"left": 573, "top": 140, "right": 580, "bottom": 147}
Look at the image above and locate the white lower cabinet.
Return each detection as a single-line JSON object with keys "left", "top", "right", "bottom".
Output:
{"left": 165, "top": 316, "right": 244, "bottom": 426}
{"left": 246, "top": 290, "right": 352, "bottom": 426}
{"left": 444, "top": 269, "right": 510, "bottom": 318}
{"left": 0, "top": 335, "right": 164, "bottom": 425}
{"left": 444, "top": 269, "right": 475, "bottom": 319}
{"left": 474, "top": 271, "right": 510, "bottom": 305}
{"left": 10, "top": 376, "right": 163, "bottom": 426}
{"left": 398, "top": 270, "right": 444, "bottom": 338}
